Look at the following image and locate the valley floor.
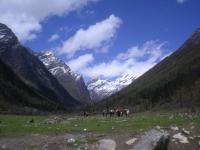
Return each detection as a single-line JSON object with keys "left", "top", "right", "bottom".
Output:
{"left": 0, "top": 111, "right": 200, "bottom": 150}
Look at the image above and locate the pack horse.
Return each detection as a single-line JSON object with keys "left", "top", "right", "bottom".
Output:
{"left": 116, "top": 108, "right": 130, "bottom": 117}
{"left": 102, "top": 108, "right": 130, "bottom": 117}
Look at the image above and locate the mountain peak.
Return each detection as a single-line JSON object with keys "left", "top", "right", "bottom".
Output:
{"left": 36, "top": 51, "right": 91, "bottom": 104}
{"left": 36, "top": 51, "right": 58, "bottom": 66}
{"left": 86, "top": 77, "right": 100, "bottom": 85}
{"left": 87, "top": 74, "right": 135, "bottom": 101}
{"left": 36, "top": 51, "right": 84, "bottom": 80}
{"left": 41, "top": 51, "right": 54, "bottom": 57}
{"left": 0, "top": 23, "right": 18, "bottom": 46}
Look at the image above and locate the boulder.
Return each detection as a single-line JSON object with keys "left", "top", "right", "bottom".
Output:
{"left": 173, "top": 133, "right": 189, "bottom": 144}
{"left": 182, "top": 128, "right": 190, "bottom": 135}
{"left": 67, "top": 138, "right": 76, "bottom": 143}
{"left": 170, "top": 125, "right": 179, "bottom": 131}
{"left": 126, "top": 138, "right": 137, "bottom": 145}
{"left": 98, "top": 139, "right": 116, "bottom": 150}
{"left": 131, "top": 129, "right": 169, "bottom": 150}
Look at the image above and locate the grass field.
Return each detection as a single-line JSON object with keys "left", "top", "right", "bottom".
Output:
{"left": 0, "top": 111, "right": 200, "bottom": 137}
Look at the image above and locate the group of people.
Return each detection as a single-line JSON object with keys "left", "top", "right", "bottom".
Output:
{"left": 102, "top": 108, "right": 130, "bottom": 117}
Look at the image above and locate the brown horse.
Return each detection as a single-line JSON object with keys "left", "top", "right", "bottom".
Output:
{"left": 115, "top": 108, "right": 130, "bottom": 117}
{"left": 83, "top": 111, "right": 89, "bottom": 117}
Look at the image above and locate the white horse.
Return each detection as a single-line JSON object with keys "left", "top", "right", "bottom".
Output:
{"left": 109, "top": 109, "right": 115, "bottom": 117}
{"left": 102, "top": 109, "right": 109, "bottom": 117}
{"left": 124, "top": 109, "right": 130, "bottom": 117}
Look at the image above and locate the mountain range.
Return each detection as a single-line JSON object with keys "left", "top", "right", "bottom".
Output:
{"left": 1, "top": 22, "right": 200, "bottom": 113}
{"left": 35, "top": 51, "right": 135, "bottom": 102}
{"left": 0, "top": 22, "right": 134, "bottom": 113}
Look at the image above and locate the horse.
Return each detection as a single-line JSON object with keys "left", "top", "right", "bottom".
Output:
{"left": 116, "top": 109, "right": 123, "bottom": 117}
{"left": 102, "top": 109, "right": 115, "bottom": 117}
{"left": 123, "top": 109, "right": 130, "bottom": 117}
{"left": 115, "top": 108, "right": 130, "bottom": 117}
{"left": 83, "top": 111, "right": 89, "bottom": 117}
{"left": 102, "top": 109, "right": 108, "bottom": 117}
{"left": 109, "top": 109, "right": 115, "bottom": 117}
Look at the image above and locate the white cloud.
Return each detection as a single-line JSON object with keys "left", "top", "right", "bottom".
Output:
{"left": 117, "top": 40, "right": 167, "bottom": 63}
{"left": 0, "top": 0, "right": 99, "bottom": 42}
{"left": 176, "top": 0, "right": 189, "bottom": 4}
{"left": 58, "top": 14, "right": 122, "bottom": 58}
{"left": 73, "top": 41, "right": 168, "bottom": 79}
{"left": 67, "top": 53, "right": 94, "bottom": 71}
{"left": 0, "top": 13, "right": 42, "bottom": 41}
{"left": 48, "top": 34, "right": 60, "bottom": 42}
{"left": 82, "top": 60, "right": 129, "bottom": 78}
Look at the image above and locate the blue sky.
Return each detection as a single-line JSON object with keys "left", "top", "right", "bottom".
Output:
{"left": 0, "top": 0, "right": 200, "bottom": 80}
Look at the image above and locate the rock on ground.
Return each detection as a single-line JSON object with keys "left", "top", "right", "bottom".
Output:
{"left": 173, "top": 133, "right": 189, "bottom": 144}
{"left": 98, "top": 139, "right": 116, "bottom": 150}
{"left": 131, "top": 129, "right": 169, "bottom": 150}
{"left": 125, "top": 138, "right": 137, "bottom": 145}
{"left": 170, "top": 125, "right": 179, "bottom": 131}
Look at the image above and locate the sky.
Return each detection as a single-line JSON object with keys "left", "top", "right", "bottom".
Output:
{"left": 0, "top": 0, "right": 200, "bottom": 81}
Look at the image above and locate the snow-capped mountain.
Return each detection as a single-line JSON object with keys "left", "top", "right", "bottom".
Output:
{"left": 36, "top": 51, "right": 91, "bottom": 104}
{"left": 36, "top": 51, "right": 134, "bottom": 103}
{"left": 87, "top": 74, "right": 135, "bottom": 101}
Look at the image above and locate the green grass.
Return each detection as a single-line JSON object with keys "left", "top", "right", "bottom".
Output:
{"left": 0, "top": 111, "right": 200, "bottom": 137}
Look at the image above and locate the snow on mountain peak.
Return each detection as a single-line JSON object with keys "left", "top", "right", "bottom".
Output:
{"left": 0, "top": 23, "right": 18, "bottom": 46}
{"left": 37, "top": 51, "right": 57, "bottom": 66}
{"left": 36, "top": 51, "right": 135, "bottom": 102}
{"left": 36, "top": 51, "right": 78, "bottom": 76}
{"left": 37, "top": 51, "right": 79, "bottom": 81}
{"left": 87, "top": 74, "right": 135, "bottom": 101}
{"left": 35, "top": 51, "right": 91, "bottom": 103}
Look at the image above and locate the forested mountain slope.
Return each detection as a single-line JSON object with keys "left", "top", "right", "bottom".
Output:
{"left": 100, "top": 27, "right": 200, "bottom": 111}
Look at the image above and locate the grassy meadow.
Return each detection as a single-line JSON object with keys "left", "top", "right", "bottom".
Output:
{"left": 0, "top": 111, "right": 200, "bottom": 137}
